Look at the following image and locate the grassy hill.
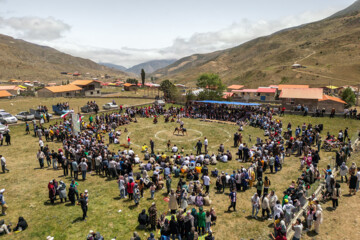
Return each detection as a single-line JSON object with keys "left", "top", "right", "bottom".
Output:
{"left": 152, "top": 1, "right": 360, "bottom": 87}
{"left": 0, "top": 34, "right": 129, "bottom": 82}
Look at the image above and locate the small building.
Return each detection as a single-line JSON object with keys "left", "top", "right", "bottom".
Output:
{"left": 0, "top": 90, "right": 12, "bottom": 99}
{"left": 256, "top": 88, "right": 276, "bottom": 101}
{"left": 0, "top": 85, "right": 22, "bottom": 95}
{"left": 123, "top": 83, "right": 138, "bottom": 91}
{"left": 322, "top": 85, "right": 339, "bottom": 95}
{"left": 231, "top": 89, "right": 258, "bottom": 101}
{"left": 318, "top": 95, "right": 346, "bottom": 113}
{"left": 37, "top": 85, "right": 82, "bottom": 98}
{"left": 71, "top": 80, "right": 102, "bottom": 96}
{"left": 223, "top": 92, "right": 234, "bottom": 99}
{"left": 279, "top": 88, "right": 323, "bottom": 111}
{"left": 7, "top": 79, "right": 22, "bottom": 85}
{"left": 227, "top": 85, "right": 244, "bottom": 91}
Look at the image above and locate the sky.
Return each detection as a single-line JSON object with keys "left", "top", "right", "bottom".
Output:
{"left": 0, "top": 0, "right": 355, "bottom": 67}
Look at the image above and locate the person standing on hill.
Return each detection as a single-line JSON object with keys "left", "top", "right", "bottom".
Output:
{"left": 150, "top": 139, "right": 155, "bottom": 154}
{"left": 204, "top": 137, "right": 208, "bottom": 153}
{"left": 0, "top": 189, "right": 8, "bottom": 216}
{"left": 0, "top": 155, "right": 9, "bottom": 173}
{"left": 37, "top": 149, "right": 45, "bottom": 169}
{"left": 195, "top": 140, "right": 202, "bottom": 155}
{"left": 77, "top": 193, "right": 88, "bottom": 221}
{"left": 228, "top": 188, "right": 237, "bottom": 212}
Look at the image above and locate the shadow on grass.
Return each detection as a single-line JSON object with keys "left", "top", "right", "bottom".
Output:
{"left": 65, "top": 203, "right": 76, "bottom": 207}
{"left": 343, "top": 194, "right": 353, "bottom": 197}
{"left": 326, "top": 206, "right": 335, "bottom": 212}
{"left": 72, "top": 217, "right": 84, "bottom": 223}
{"left": 128, "top": 204, "right": 139, "bottom": 210}
{"left": 43, "top": 201, "right": 63, "bottom": 206}
{"left": 306, "top": 230, "right": 318, "bottom": 237}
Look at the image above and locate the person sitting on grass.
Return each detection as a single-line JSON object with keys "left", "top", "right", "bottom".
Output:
{"left": 13, "top": 216, "right": 28, "bottom": 232}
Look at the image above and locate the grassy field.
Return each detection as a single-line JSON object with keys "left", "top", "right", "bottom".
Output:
{"left": 0, "top": 106, "right": 359, "bottom": 239}
{"left": 0, "top": 97, "right": 153, "bottom": 116}
{"left": 102, "top": 87, "right": 164, "bottom": 98}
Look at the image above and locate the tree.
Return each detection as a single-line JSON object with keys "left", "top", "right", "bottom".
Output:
{"left": 141, "top": 69, "right": 146, "bottom": 86}
{"left": 341, "top": 87, "right": 356, "bottom": 106}
{"left": 160, "top": 80, "right": 178, "bottom": 101}
{"left": 196, "top": 73, "right": 226, "bottom": 100}
{"left": 126, "top": 78, "right": 138, "bottom": 85}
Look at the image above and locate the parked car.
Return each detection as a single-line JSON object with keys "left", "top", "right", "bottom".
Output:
{"left": 154, "top": 99, "right": 165, "bottom": 106}
{"left": 81, "top": 105, "right": 96, "bottom": 113}
{"left": 52, "top": 105, "right": 69, "bottom": 116}
{"left": 15, "top": 111, "right": 35, "bottom": 121}
{"left": 0, "top": 112, "right": 17, "bottom": 124}
{"left": 0, "top": 123, "right": 8, "bottom": 134}
{"left": 102, "top": 102, "right": 119, "bottom": 110}
{"left": 29, "top": 109, "right": 52, "bottom": 120}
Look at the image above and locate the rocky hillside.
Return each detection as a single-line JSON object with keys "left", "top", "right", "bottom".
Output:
{"left": 0, "top": 34, "right": 129, "bottom": 82}
{"left": 152, "top": 1, "right": 360, "bottom": 87}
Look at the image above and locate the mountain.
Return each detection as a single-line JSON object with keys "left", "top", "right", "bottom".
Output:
{"left": 0, "top": 34, "right": 129, "bottom": 82}
{"left": 152, "top": 2, "right": 360, "bottom": 87}
{"left": 329, "top": 0, "right": 360, "bottom": 19}
{"left": 99, "top": 62, "right": 128, "bottom": 72}
{"left": 126, "top": 59, "right": 177, "bottom": 75}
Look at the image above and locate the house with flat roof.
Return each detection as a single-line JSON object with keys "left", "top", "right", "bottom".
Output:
{"left": 71, "top": 80, "right": 102, "bottom": 96}
{"left": 37, "top": 85, "right": 82, "bottom": 98}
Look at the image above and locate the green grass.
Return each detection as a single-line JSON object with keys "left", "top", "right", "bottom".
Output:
{"left": 0, "top": 97, "right": 153, "bottom": 115}
{"left": 0, "top": 105, "right": 359, "bottom": 239}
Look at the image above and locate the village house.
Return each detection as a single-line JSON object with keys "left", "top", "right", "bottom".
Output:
{"left": 0, "top": 85, "right": 22, "bottom": 95}
{"left": 123, "top": 83, "right": 138, "bottom": 91}
{"left": 0, "top": 90, "right": 12, "bottom": 99}
{"left": 227, "top": 85, "right": 244, "bottom": 92}
{"left": 279, "top": 88, "right": 323, "bottom": 111}
{"left": 318, "top": 94, "right": 346, "bottom": 113}
{"left": 71, "top": 80, "right": 102, "bottom": 96}
{"left": 322, "top": 85, "right": 339, "bottom": 95}
{"left": 37, "top": 85, "right": 82, "bottom": 98}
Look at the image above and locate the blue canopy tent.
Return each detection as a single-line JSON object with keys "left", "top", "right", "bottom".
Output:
{"left": 195, "top": 100, "right": 261, "bottom": 106}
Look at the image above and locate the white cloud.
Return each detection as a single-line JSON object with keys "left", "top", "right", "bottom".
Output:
{"left": 0, "top": 7, "right": 338, "bottom": 68}
{"left": 59, "top": 7, "right": 336, "bottom": 67}
{"left": 0, "top": 16, "right": 70, "bottom": 40}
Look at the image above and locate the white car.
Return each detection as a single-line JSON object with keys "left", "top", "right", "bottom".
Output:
{"left": 0, "top": 112, "right": 17, "bottom": 124}
{"left": 103, "top": 103, "right": 119, "bottom": 110}
{"left": 0, "top": 123, "right": 7, "bottom": 134}
{"left": 154, "top": 100, "right": 165, "bottom": 106}
{"left": 15, "top": 111, "right": 35, "bottom": 121}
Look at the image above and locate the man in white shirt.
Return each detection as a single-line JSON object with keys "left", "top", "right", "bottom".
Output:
{"left": 172, "top": 145, "right": 178, "bottom": 153}
{"left": 203, "top": 174, "right": 211, "bottom": 194}
{"left": 39, "top": 139, "right": 44, "bottom": 151}
{"left": 78, "top": 159, "right": 88, "bottom": 180}
{"left": 0, "top": 155, "right": 9, "bottom": 173}
{"left": 204, "top": 137, "right": 208, "bottom": 153}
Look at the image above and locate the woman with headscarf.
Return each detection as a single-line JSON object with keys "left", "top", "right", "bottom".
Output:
{"left": 48, "top": 181, "right": 56, "bottom": 204}
{"left": 349, "top": 171, "right": 357, "bottom": 195}
{"left": 168, "top": 189, "right": 178, "bottom": 214}
{"left": 251, "top": 193, "right": 260, "bottom": 219}
{"left": 148, "top": 202, "right": 157, "bottom": 231}
{"left": 340, "top": 162, "right": 349, "bottom": 183}
{"left": 68, "top": 184, "right": 76, "bottom": 205}
{"left": 117, "top": 175, "right": 126, "bottom": 199}
{"left": 133, "top": 184, "right": 140, "bottom": 206}
{"left": 198, "top": 207, "right": 206, "bottom": 236}
{"left": 184, "top": 210, "right": 194, "bottom": 239}
{"left": 180, "top": 188, "right": 188, "bottom": 212}
{"left": 57, "top": 180, "right": 67, "bottom": 203}
{"left": 314, "top": 202, "right": 323, "bottom": 234}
